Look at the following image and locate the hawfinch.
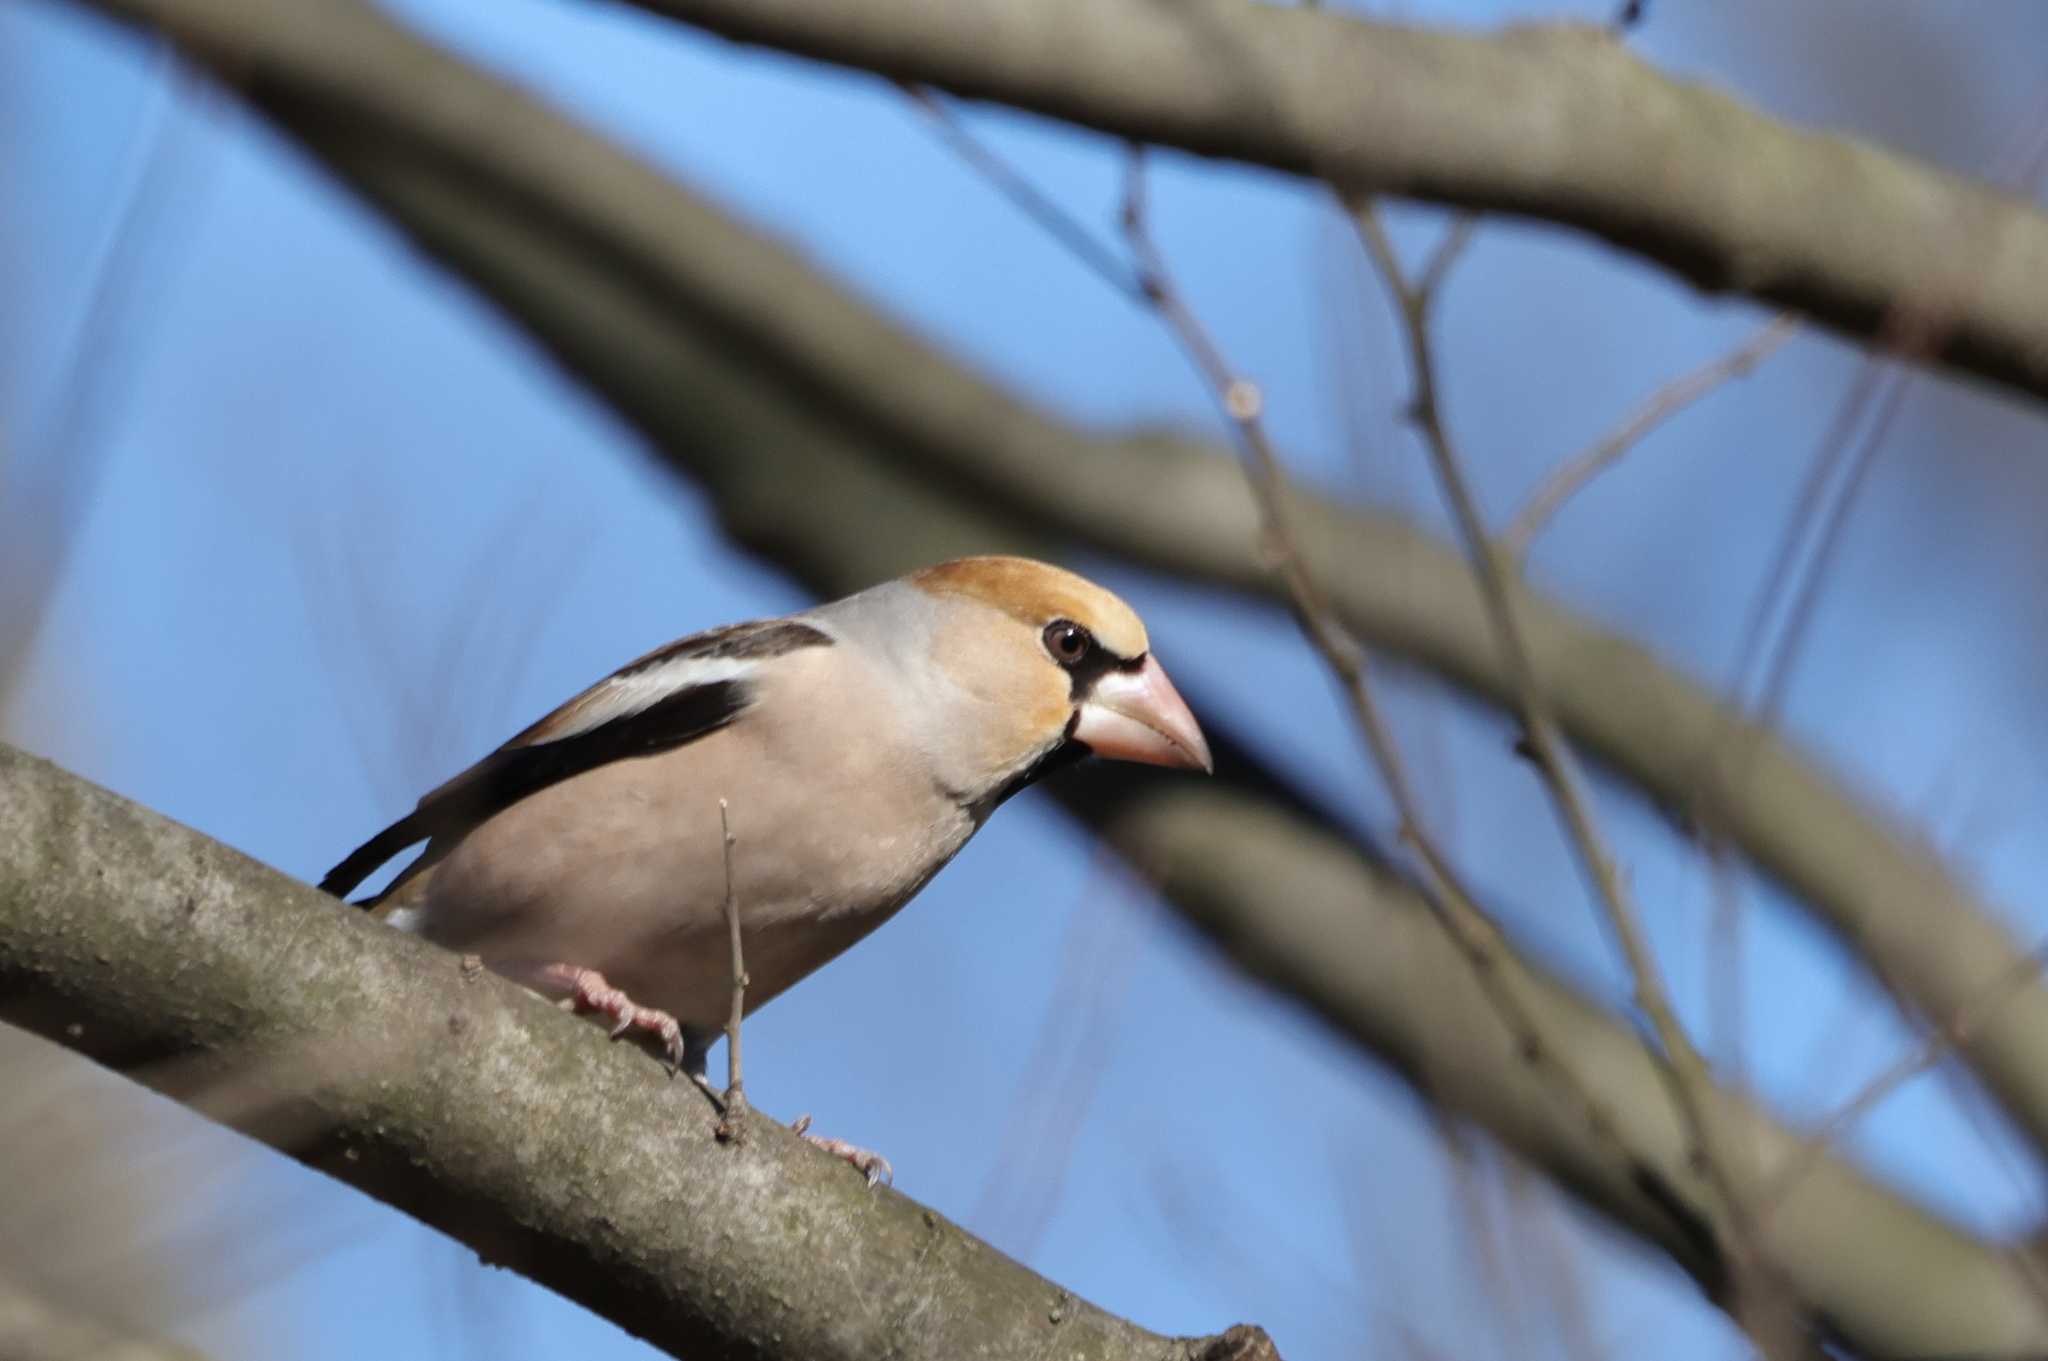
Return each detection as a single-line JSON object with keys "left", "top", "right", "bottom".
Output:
{"left": 322, "top": 556, "right": 1210, "bottom": 1109}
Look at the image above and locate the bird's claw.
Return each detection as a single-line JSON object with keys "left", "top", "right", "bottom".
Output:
{"left": 793, "top": 1114, "right": 893, "bottom": 1188}
{"left": 548, "top": 965, "right": 687, "bottom": 1071}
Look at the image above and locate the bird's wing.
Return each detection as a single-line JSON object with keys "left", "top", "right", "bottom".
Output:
{"left": 318, "top": 618, "right": 834, "bottom": 903}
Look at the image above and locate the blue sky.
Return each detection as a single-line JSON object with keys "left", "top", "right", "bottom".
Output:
{"left": 7, "top": 2, "right": 2048, "bottom": 1358}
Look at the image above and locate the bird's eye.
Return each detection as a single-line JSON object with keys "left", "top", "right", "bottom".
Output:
{"left": 1042, "top": 619, "right": 1094, "bottom": 667}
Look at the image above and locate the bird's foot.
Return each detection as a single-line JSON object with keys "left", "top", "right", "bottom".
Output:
{"left": 792, "top": 1114, "right": 893, "bottom": 1188}
{"left": 536, "top": 964, "right": 687, "bottom": 1072}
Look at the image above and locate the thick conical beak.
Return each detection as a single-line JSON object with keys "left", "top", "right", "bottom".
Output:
{"left": 1071, "top": 655, "right": 1213, "bottom": 773}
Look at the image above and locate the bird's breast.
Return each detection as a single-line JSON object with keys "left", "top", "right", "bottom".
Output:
{"left": 413, "top": 709, "right": 976, "bottom": 1033}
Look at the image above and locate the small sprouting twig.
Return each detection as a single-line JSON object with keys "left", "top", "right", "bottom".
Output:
{"left": 1503, "top": 315, "right": 1799, "bottom": 560}
{"left": 716, "top": 799, "right": 749, "bottom": 1139}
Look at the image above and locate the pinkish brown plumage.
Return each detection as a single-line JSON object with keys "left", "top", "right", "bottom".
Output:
{"left": 321, "top": 557, "right": 1210, "bottom": 1176}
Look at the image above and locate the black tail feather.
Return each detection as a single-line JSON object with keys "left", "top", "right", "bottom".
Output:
{"left": 318, "top": 816, "right": 430, "bottom": 903}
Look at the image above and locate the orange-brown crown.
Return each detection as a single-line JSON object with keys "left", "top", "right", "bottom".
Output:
{"left": 908, "top": 556, "right": 1149, "bottom": 660}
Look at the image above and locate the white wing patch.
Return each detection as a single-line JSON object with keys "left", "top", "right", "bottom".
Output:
{"left": 527, "top": 654, "right": 757, "bottom": 745}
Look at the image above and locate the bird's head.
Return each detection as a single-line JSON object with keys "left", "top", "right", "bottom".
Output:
{"left": 870, "top": 556, "right": 1211, "bottom": 810}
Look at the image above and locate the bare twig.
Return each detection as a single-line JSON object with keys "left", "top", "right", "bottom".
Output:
{"left": 716, "top": 798, "right": 749, "bottom": 1137}
{"left": 1726, "top": 83, "right": 2048, "bottom": 784}
{"left": 1116, "top": 147, "right": 1664, "bottom": 1215}
{"left": 1758, "top": 934, "right": 2048, "bottom": 1220}
{"left": 1503, "top": 314, "right": 1799, "bottom": 560}
{"left": 1413, "top": 215, "right": 1478, "bottom": 309}
{"left": 1718, "top": 322, "right": 1920, "bottom": 756}
{"left": 1345, "top": 200, "right": 1798, "bottom": 1347}
{"left": 1688, "top": 105, "right": 2048, "bottom": 1160}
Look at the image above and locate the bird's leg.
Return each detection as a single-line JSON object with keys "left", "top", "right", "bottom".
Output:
{"left": 716, "top": 799, "right": 750, "bottom": 1141}
{"left": 792, "top": 1115, "right": 894, "bottom": 1188}
{"left": 530, "top": 963, "right": 688, "bottom": 1074}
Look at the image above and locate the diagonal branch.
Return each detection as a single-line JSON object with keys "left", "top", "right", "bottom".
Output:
{"left": 57, "top": 0, "right": 2048, "bottom": 1169}
{"left": 614, "top": 0, "right": 2048, "bottom": 411}
{"left": 0, "top": 745, "right": 1274, "bottom": 1361}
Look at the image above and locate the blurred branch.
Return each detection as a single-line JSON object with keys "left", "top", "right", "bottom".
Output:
{"left": 0, "top": 49, "right": 207, "bottom": 700}
{"left": 606, "top": 0, "right": 2048, "bottom": 411}
{"left": 0, "top": 745, "right": 1275, "bottom": 1361}
{"left": 0, "top": 1273, "right": 211, "bottom": 1361}
{"left": 56, "top": 0, "right": 2048, "bottom": 1191}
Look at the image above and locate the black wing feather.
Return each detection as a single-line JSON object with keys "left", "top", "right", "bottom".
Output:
{"left": 319, "top": 619, "right": 834, "bottom": 903}
{"left": 319, "top": 678, "right": 751, "bottom": 902}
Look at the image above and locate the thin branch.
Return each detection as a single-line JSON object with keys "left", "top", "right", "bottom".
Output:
{"left": 1734, "top": 94, "right": 2048, "bottom": 739}
{"left": 1503, "top": 314, "right": 1800, "bottom": 560}
{"left": 1750, "top": 366, "right": 1909, "bottom": 732}
{"left": 1758, "top": 933, "right": 2048, "bottom": 1220}
{"left": 1346, "top": 200, "right": 1796, "bottom": 1346}
{"left": 901, "top": 85, "right": 1144, "bottom": 304}
{"left": 1116, "top": 148, "right": 1669, "bottom": 1239}
{"left": 1413, "top": 215, "right": 1478, "bottom": 310}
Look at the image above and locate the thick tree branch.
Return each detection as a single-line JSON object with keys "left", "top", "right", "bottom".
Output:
{"left": 0, "top": 745, "right": 1270, "bottom": 1361}
{"left": 615, "top": 0, "right": 2048, "bottom": 410}
{"left": 6, "top": 731, "right": 2044, "bottom": 1361}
